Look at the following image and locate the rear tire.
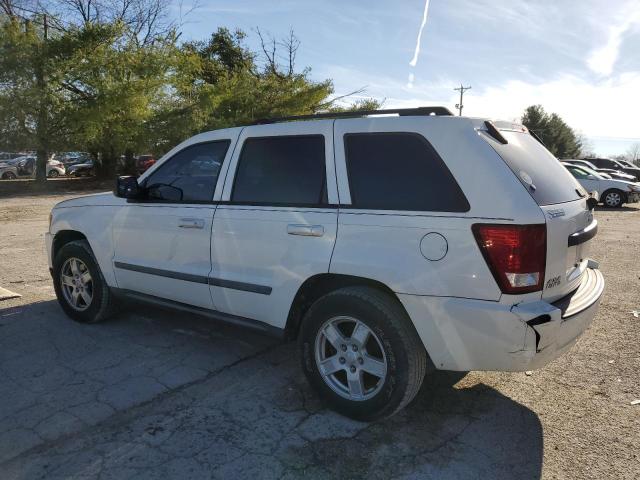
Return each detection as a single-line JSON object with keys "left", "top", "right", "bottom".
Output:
{"left": 53, "top": 240, "right": 115, "bottom": 323}
{"left": 2, "top": 171, "right": 16, "bottom": 180}
{"left": 602, "top": 189, "right": 624, "bottom": 208}
{"left": 48, "top": 170, "right": 59, "bottom": 178}
{"left": 298, "top": 286, "right": 427, "bottom": 421}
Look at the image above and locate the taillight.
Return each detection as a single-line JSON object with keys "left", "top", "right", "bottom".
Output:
{"left": 472, "top": 224, "right": 546, "bottom": 294}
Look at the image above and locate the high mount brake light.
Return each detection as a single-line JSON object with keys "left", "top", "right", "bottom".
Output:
{"left": 472, "top": 224, "right": 547, "bottom": 294}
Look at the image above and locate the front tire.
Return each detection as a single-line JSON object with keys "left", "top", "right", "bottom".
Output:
{"left": 2, "top": 171, "right": 17, "bottom": 180}
{"left": 298, "top": 286, "right": 427, "bottom": 421}
{"left": 602, "top": 189, "right": 624, "bottom": 208}
{"left": 53, "top": 240, "right": 115, "bottom": 323}
{"left": 48, "top": 170, "right": 59, "bottom": 178}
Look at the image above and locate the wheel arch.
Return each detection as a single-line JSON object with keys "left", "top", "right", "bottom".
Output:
{"left": 52, "top": 230, "right": 89, "bottom": 261}
{"left": 285, "top": 273, "right": 407, "bottom": 340}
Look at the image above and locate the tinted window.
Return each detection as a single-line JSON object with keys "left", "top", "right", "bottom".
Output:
{"left": 591, "top": 158, "right": 617, "bottom": 169}
{"left": 490, "top": 131, "right": 584, "bottom": 206}
{"left": 232, "top": 136, "right": 326, "bottom": 205}
{"left": 145, "top": 141, "right": 229, "bottom": 202}
{"left": 344, "top": 133, "right": 469, "bottom": 212}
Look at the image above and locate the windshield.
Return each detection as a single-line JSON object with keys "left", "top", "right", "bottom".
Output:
{"left": 566, "top": 165, "right": 603, "bottom": 179}
{"left": 575, "top": 160, "right": 598, "bottom": 170}
{"left": 576, "top": 165, "right": 602, "bottom": 178}
{"left": 619, "top": 160, "right": 637, "bottom": 169}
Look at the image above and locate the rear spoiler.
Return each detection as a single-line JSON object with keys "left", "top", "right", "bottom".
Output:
{"left": 483, "top": 120, "right": 547, "bottom": 149}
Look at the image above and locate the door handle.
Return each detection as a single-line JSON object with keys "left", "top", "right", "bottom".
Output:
{"left": 287, "top": 224, "right": 324, "bottom": 237}
{"left": 178, "top": 218, "right": 205, "bottom": 229}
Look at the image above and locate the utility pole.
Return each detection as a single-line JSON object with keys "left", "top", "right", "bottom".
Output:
{"left": 454, "top": 84, "right": 471, "bottom": 116}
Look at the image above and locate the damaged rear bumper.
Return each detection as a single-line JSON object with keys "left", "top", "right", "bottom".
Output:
{"left": 512, "top": 267, "right": 604, "bottom": 371}
{"left": 398, "top": 267, "right": 604, "bottom": 372}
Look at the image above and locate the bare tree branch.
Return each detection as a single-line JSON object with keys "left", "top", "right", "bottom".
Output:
{"left": 255, "top": 27, "right": 302, "bottom": 78}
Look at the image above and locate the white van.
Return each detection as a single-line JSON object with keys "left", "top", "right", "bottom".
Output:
{"left": 46, "top": 107, "right": 604, "bottom": 420}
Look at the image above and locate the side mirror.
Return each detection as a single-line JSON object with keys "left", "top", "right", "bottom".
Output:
{"left": 115, "top": 175, "right": 141, "bottom": 199}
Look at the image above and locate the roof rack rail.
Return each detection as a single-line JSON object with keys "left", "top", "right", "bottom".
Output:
{"left": 253, "top": 106, "right": 454, "bottom": 125}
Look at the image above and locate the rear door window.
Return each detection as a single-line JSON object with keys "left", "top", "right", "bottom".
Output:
{"left": 489, "top": 130, "right": 585, "bottom": 205}
{"left": 232, "top": 135, "right": 327, "bottom": 205}
{"left": 343, "top": 132, "right": 469, "bottom": 212}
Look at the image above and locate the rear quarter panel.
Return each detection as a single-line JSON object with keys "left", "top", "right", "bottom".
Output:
{"left": 330, "top": 116, "right": 545, "bottom": 300}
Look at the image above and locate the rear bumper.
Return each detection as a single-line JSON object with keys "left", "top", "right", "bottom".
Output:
{"left": 398, "top": 267, "right": 604, "bottom": 372}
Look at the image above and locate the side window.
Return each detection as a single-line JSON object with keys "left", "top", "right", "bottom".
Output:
{"left": 145, "top": 141, "right": 230, "bottom": 202}
{"left": 232, "top": 135, "right": 326, "bottom": 205}
{"left": 344, "top": 132, "right": 470, "bottom": 212}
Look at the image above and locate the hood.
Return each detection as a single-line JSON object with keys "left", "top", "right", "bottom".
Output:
{"left": 53, "top": 192, "right": 126, "bottom": 209}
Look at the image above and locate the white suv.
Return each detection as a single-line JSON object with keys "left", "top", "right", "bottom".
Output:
{"left": 46, "top": 107, "right": 604, "bottom": 420}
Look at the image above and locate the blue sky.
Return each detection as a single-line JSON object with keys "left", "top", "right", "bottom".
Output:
{"left": 173, "top": 0, "right": 640, "bottom": 156}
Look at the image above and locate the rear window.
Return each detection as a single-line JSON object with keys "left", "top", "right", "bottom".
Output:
{"left": 490, "top": 131, "right": 585, "bottom": 206}
{"left": 344, "top": 132, "right": 469, "bottom": 212}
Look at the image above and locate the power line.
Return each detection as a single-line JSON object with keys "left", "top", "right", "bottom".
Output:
{"left": 453, "top": 84, "right": 471, "bottom": 116}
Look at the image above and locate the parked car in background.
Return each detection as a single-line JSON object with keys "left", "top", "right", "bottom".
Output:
{"left": 59, "top": 152, "right": 92, "bottom": 165}
{"left": 0, "top": 152, "right": 25, "bottom": 162}
{"left": 616, "top": 160, "right": 640, "bottom": 170}
{"left": 586, "top": 158, "right": 640, "bottom": 181}
{"left": 67, "top": 159, "right": 95, "bottom": 177}
{"left": 562, "top": 161, "right": 613, "bottom": 179}
{"left": 596, "top": 168, "right": 637, "bottom": 182}
{"left": 47, "top": 108, "right": 605, "bottom": 420}
{"left": 135, "top": 155, "right": 156, "bottom": 174}
{"left": 0, "top": 156, "right": 65, "bottom": 179}
{"left": 563, "top": 159, "right": 636, "bottom": 182}
{"left": 563, "top": 163, "right": 640, "bottom": 207}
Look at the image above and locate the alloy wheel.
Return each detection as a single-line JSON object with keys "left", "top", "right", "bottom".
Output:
{"left": 60, "top": 257, "right": 93, "bottom": 311}
{"left": 315, "top": 316, "right": 387, "bottom": 401}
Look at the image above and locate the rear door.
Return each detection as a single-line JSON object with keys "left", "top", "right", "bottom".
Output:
{"left": 210, "top": 121, "right": 338, "bottom": 329}
{"left": 489, "top": 126, "right": 595, "bottom": 301}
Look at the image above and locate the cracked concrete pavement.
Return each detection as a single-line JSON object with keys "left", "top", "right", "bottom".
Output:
{"left": 1, "top": 191, "right": 639, "bottom": 479}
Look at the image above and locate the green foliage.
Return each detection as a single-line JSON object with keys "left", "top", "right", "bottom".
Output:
{"left": 0, "top": 14, "right": 376, "bottom": 179}
{"left": 148, "top": 28, "right": 339, "bottom": 152}
{"left": 521, "top": 105, "right": 582, "bottom": 159}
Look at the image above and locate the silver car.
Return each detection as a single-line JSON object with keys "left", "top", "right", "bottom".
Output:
{"left": 0, "top": 156, "right": 66, "bottom": 179}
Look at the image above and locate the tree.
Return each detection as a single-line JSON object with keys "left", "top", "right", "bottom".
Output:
{"left": 60, "top": 23, "right": 177, "bottom": 177}
{"left": 0, "top": 16, "right": 71, "bottom": 181}
{"left": 626, "top": 143, "right": 640, "bottom": 166}
{"left": 0, "top": 1, "right": 178, "bottom": 180}
{"left": 149, "top": 27, "right": 373, "bottom": 153}
{"left": 521, "top": 105, "right": 582, "bottom": 158}
{"left": 1, "top": 6, "right": 378, "bottom": 180}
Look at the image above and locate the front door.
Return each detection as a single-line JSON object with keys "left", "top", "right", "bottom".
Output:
{"left": 112, "top": 134, "right": 236, "bottom": 309}
{"left": 210, "top": 122, "right": 339, "bottom": 329}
